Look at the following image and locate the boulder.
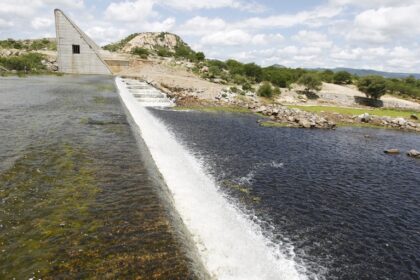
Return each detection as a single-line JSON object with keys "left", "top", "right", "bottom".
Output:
{"left": 395, "top": 117, "right": 407, "bottom": 126}
{"left": 299, "top": 119, "right": 312, "bottom": 128}
{"left": 358, "top": 113, "right": 371, "bottom": 123}
{"left": 384, "top": 149, "right": 400, "bottom": 154}
{"left": 407, "top": 149, "right": 420, "bottom": 158}
{"left": 256, "top": 106, "right": 267, "bottom": 113}
{"left": 410, "top": 114, "right": 418, "bottom": 120}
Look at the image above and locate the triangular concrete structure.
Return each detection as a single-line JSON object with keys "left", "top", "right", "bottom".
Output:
{"left": 54, "top": 9, "right": 112, "bottom": 75}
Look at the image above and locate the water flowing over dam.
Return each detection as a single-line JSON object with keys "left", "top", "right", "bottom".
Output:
{"left": 116, "top": 77, "right": 306, "bottom": 280}
{"left": 1, "top": 75, "right": 419, "bottom": 279}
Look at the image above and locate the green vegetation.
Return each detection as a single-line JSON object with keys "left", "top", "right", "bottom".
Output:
{"left": 357, "top": 75, "right": 387, "bottom": 99}
{"left": 131, "top": 47, "right": 150, "bottom": 59}
{"left": 288, "top": 105, "right": 420, "bottom": 120}
{"left": 333, "top": 71, "right": 352, "bottom": 85}
{"left": 103, "top": 33, "right": 139, "bottom": 52}
{"left": 298, "top": 73, "right": 322, "bottom": 92}
{"left": 0, "top": 53, "right": 46, "bottom": 72}
{"left": 257, "top": 82, "right": 274, "bottom": 98}
{"left": 0, "top": 38, "right": 56, "bottom": 51}
{"left": 174, "top": 105, "right": 251, "bottom": 114}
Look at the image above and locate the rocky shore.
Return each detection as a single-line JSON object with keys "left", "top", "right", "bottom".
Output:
{"left": 140, "top": 77, "right": 420, "bottom": 132}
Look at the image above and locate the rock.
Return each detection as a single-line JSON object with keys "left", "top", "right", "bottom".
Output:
{"left": 407, "top": 149, "right": 420, "bottom": 158}
{"left": 358, "top": 113, "right": 371, "bottom": 123}
{"left": 410, "top": 114, "right": 418, "bottom": 120}
{"left": 384, "top": 149, "right": 400, "bottom": 154}
{"left": 256, "top": 106, "right": 267, "bottom": 113}
{"left": 395, "top": 117, "right": 407, "bottom": 126}
{"left": 299, "top": 119, "right": 312, "bottom": 128}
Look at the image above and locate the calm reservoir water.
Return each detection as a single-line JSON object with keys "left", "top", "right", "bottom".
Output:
{"left": 1, "top": 75, "right": 419, "bottom": 279}
{"left": 0, "top": 76, "right": 205, "bottom": 279}
{"left": 150, "top": 108, "right": 420, "bottom": 280}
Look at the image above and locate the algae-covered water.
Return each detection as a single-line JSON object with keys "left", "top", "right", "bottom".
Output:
{"left": 0, "top": 76, "right": 204, "bottom": 279}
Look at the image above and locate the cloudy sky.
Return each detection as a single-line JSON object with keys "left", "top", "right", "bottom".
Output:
{"left": 1, "top": 0, "right": 419, "bottom": 73}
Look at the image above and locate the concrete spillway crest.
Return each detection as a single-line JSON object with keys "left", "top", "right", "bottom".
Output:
{"left": 54, "top": 9, "right": 112, "bottom": 75}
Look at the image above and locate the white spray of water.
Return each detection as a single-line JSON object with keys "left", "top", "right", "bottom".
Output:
{"left": 116, "top": 77, "right": 307, "bottom": 280}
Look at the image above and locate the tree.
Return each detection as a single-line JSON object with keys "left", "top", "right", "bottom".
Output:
{"left": 244, "top": 63, "right": 263, "bottom": 82}
{"left": 320, "top": 70, "right": 334, "bottom": 83}
{"left": 298, "top": 73, "right": 322, "bottom": 93}
{"left": 257, "top": 82, "right": 273, "bottom": 98}
{"left": 195, "top": 52, "right": 205, "bottom": 61}
{"left": 357, "top": 75, "right": 387, "bottom": 99}
{"left": 333, "top": 71, "right": 352, "bottom": 84}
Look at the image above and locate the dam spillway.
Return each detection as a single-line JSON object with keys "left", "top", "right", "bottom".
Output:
{"left": 121, "top": 78, "right": 174, "bottom": 107}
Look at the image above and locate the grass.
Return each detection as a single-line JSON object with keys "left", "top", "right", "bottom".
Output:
{"left": 260, "top": 121, "right": 290, "bottom": 128}
{"left": 174, "top": 105, "right": 252, "bottom": 114}
{"left": 288, "top": 105, "right": 419, "bottom": 120}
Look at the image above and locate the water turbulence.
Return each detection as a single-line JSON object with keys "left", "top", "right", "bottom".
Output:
{"left": 116, "top": 77, "right": 306, "bottom": 280}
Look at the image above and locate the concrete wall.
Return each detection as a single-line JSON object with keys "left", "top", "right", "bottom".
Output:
{"left": 54, "top": 9, "right": 111, "bottom": 75}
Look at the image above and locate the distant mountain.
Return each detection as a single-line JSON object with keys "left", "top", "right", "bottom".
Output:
{"left": 314, "top": 67, "right": 420, "bottom": 79}
{"left": 270, "top": 64, "right": 287, "bottom": 69}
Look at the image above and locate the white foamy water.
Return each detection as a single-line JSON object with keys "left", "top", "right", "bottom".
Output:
{"left": 116, "top": 77, "right": 307, "bottom": 280}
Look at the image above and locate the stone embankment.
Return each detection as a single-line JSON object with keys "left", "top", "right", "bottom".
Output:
{"left": 351, "top": 113, "right": 420, "bottom": 132}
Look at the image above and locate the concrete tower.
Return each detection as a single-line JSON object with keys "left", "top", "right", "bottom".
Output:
{"left": 54, "top": 9, "right": 112, "bottom": 75}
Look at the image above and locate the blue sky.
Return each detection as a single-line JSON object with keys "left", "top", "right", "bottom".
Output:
{"left": 1, "top": 0, "right": 419, "bottom": 73}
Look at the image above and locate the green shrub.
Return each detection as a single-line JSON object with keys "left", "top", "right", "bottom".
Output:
{"left": 230, "top": 86, "right": 239, "bottom": 93}
{"left": 131, "top": 47, "right": 149, "bottom": 58}
{"left": 0, "top": 53, "right": 46, "bottom": 72}
{"left": 103, "top": 33, "right": 139, "bottom": 52}
{"left": 320, "top": 70, "right": 334, "bottom": 83}
{"left": 333, "top": 71, "right": 352, "bottom": 84}
{"left": 257, "top": 82, "right": 273, "bottom": 98}
{"left": 244, "top": 63, "right": 263, "bottom": 82}
{"left": 195, "top": 52, "right": 205, "bottom": 61}
{"left": 357, "top": 75, "right": 387, "bottom": 99}
{"left": 242, "top": 82, "right": 253, "bottom": 91}
{"left": 298, "top": 73, "right": 322, "bottom": 92}
{"left": 156, "top": 47, "right": 172, "bottom": 57}
{"left": 273, "top": 87, "right": 281, "bottom": 95}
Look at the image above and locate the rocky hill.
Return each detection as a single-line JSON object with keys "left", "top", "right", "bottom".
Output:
{"left": 104, "top": 32, "right": 192, "bottom": 54}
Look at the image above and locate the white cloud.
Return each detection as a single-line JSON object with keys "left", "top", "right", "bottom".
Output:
{"left": 158, "top": 0, "right": 265, "bottom": 12}
{"left": 238, "top": 5, "right": 342, "bottom": 29}
{"left": 0, "top": 19, "right": 14, "bottom": 28}
{"left": 329, "top": 0, "right": 417, "bottom": 8}
{"left": 178, "top": 16, "right": 226, "bottom": 36}
{"left": 201, "top": 29, "right": 251, "bottom": 46}
{"left": 105, "top": 0, "right": 156, "bottom": 22}
{"left": 292, "top": 30, "right": 332, "bottom": 48}
{"left": 31, "top": 17, "right": 53, "bottom": 30}
{"left": 347, "top": 4, "right": 420, "bottom": 44}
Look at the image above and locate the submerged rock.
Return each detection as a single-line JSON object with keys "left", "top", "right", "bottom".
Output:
{"left": 384, "top": 149, "right": 400, "bottom": 154}
{"left": 407, "top": 149, "right": 420, "bottom": 158}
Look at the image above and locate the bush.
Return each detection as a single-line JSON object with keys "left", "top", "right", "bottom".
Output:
{"left": 156, "top": 47, "right": 172, "bottom": 57}
{"left": 257, "top": 82, "right": 273, "bottom": 98}
{"left": 273, "top": 87, "right": 281, "bottom": 95}
{"left": 131, "top": 47, "right": 149, "bottom": 59}
{"left": 244, "top": 63, "right": 263, "bottom": 82}
{"left": 320, "top": 70, "right": 334, "bottom": 83}
{"left": 226, "top": 59, "right": 244, "bottom": 75}
{"left": 0, "top": 53, "right": 46, "bottom": 72}
{"left": 195, "top": 52, "right": 205, "bottom": 61}
{"left": 333, "top": 71, "right": 352, "bottom": 85}
{"left": 230, "top": 86, "right": 239, "bottom": 93}
{"left": 357, "top": 75, "right": 387, "bottom": 99}
{"left": 298, "top": 73, "right": 322, "bottom": 92}
{"left": 242, "top": 82, "right": 253, "bottom": 91}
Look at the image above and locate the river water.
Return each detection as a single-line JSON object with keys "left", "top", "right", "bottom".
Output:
{"left": 0, "top": 76, "right": 206, "bottom": 279}
{"left": 1, "top": 75, "right": 419, "bottom": 279}
{"left": 149, "top": 108, "right": 420, "bottom": 280}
